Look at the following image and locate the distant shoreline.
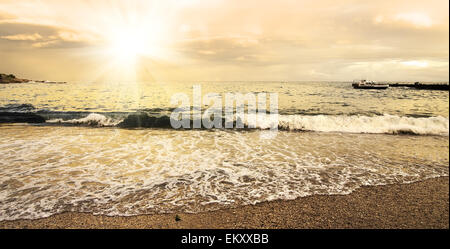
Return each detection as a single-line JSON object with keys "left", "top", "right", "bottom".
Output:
{"left": 0, "top": 73, "right": 66, "bottom": 84}
{"left": 1, "top": 73, "right": 449, "bottom": 85}
{"left": 0, "top": 176, "right": 447, "bottom": 229}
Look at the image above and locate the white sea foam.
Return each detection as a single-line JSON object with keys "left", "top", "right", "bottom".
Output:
{"left": 0, "top": 126, "right": 448, "bottom": 220}
{"left": 47, "top": 113, "right": 122, "bottom": 127}
{"left": 274, "top": 114, "right": 449, "bottom": 135}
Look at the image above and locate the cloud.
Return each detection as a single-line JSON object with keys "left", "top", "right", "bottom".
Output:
{"left": 1, "top": 33, "right": 42, "bottom": 41}
{"left": 0, "top": 11, "right": 15, "bottom": 20}
{"left": 395, "top": 13, "right": 433, "bottom": 28}
{"left": 176, "top": 36, "right": 273, "bottom": 65}
{"left": 400, "top": 60, "right": 429, "bottom": 67}
{"left": 31, "top": 40, "right": 59, "bottom": 48}
{"left": 0, "top": 22, "right": 98, "bottom": 49}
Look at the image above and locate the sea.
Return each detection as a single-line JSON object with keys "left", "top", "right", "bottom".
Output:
{"left": 0, "top": 81, "right": 448, "bottom": 220}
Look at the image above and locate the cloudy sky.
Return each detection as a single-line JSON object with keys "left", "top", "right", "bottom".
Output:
{"left": 0, "top": 0, "right": 448, "bottom": 82}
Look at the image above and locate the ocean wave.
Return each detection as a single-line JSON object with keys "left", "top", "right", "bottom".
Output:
{"left": 47, "top": 113, "right": 122, "bottom": 127}
{"left": 1, "top": 110, "right": 448, "bottom": 136}
{"left": 276, "top": 114, "right": 449, "bottom": 135}
{"left": 0, "top": 103, "right": 36, "bottom": 112}
{"left": 50, "top": 113, "right": 450, "bottom": 136}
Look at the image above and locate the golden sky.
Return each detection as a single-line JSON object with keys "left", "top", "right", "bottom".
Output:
{"left": 0, "top": 0, "right": 448, "bottom": 82}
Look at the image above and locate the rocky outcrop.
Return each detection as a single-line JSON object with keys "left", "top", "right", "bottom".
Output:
{"left": 0, "top": 73, "right": 29, "bottom": 84}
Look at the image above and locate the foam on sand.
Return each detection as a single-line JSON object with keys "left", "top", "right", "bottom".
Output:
{"left": 0, "top": 126, "right": 448, "bottom": 220}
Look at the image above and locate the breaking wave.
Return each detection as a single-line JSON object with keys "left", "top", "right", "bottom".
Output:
{"left": 47, "top": 113, "right": 122, "bottom": 127}
{"left": 1, "top": 104, "right": 448, "bottom": 135}
{"left": 44, "top": 113, "right": 449, "bottom": 136}
{"left": 276, "top": 114, "right": 449, "bottom": 135}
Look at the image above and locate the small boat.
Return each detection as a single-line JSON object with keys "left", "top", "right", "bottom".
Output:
{"left": 352, "top": 80, "right": 389, "bottom": 89}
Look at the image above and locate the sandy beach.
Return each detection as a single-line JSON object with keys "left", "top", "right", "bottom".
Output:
{"left": 1, "top": 177, "right": 447, "bottom": 229}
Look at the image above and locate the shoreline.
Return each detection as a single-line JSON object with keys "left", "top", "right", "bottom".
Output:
{"left": 0, "top": 176, "right": 448, "bottom": 229}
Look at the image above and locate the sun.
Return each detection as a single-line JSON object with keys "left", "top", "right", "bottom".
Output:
{"left": 108, "top": 29, "right": 149, "bottom": 63}
{"left": 98, "top": 9, "right": 172, "bottom": 80}
{"left": 105, "top": 23, "right": 168, "bottom": 65}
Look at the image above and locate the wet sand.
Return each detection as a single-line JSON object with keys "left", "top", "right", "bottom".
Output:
{"left": 0, "top": 177, "right": 448, "bottom": 229}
